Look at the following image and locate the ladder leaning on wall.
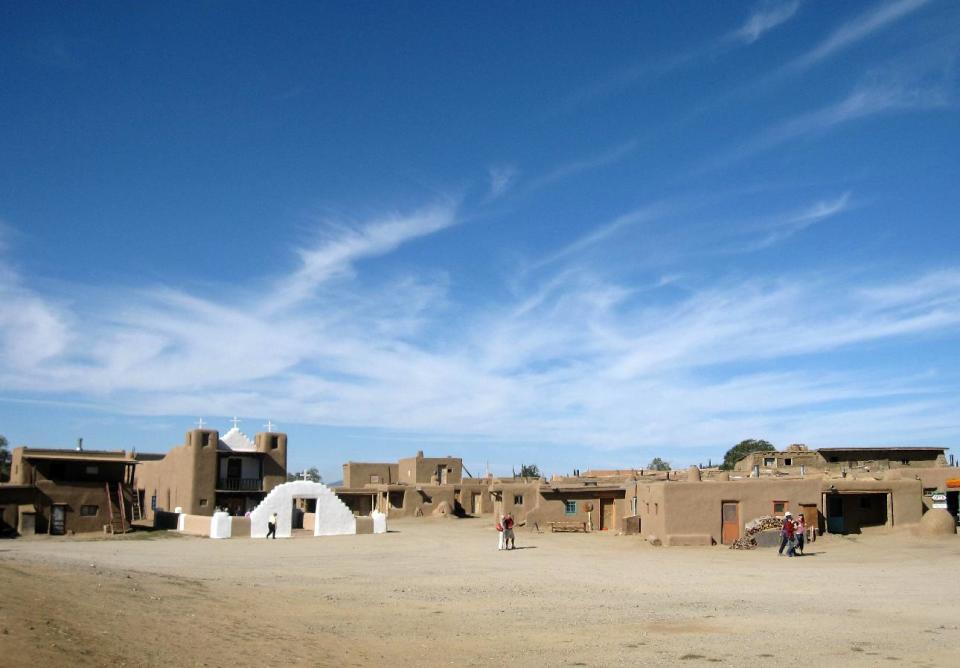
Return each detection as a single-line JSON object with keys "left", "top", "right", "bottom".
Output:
{"left": 104, "top": 482, "right": 127, "bottom": 534}
{"left": 128, "top": 488, "right": 144, "bottom": 522}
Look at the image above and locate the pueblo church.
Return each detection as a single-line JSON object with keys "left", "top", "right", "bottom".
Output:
{"left": 134, "top": 422, "right": 287, "bottom": 519}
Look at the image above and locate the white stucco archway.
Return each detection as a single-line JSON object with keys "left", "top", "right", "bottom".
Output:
{"left": 250, "top": 480, "right": 357, "bottom": 538}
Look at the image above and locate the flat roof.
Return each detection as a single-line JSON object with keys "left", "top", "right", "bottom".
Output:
{"left": 21, "top": 449, "right": 137, "bottom": 464}
{"left": 816, "top": 446, "right": 946, "bottom": 452}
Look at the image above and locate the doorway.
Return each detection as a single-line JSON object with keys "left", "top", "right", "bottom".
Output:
{"left": 599, "top": 498, "right": 614, "bottom": 531}
{"left": 51, "top": 504, "right": 66, "bottom": 535}
{"left": 472, "top": 493, "right": 482, "bottom": 515}
{"left": 825, "top": 492, "right": 889, "bottom": 534}
{"left": 721, "top": 501, "right": 740, "bottom": 544}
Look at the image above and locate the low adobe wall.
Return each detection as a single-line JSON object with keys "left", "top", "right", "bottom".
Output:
{"left": 177, "top": 513, "right": 211, "bottom": 537}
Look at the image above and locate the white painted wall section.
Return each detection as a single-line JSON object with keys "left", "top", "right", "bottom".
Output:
{"left": 210, "top": 511, "right": 232, "bottom": 539}
{"left": 371, "top": 510, "right": 387, "bottom": 534}
{"left": 250, "top": 481, "right": 356, "bottom": 539}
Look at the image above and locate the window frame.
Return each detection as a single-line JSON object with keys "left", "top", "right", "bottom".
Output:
{"left": 564, "top": 500, "right": 577, "bottom": 515}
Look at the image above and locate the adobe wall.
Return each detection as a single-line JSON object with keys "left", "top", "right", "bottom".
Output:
{"left": 523, "top": 489, "right": 630, "bottom": 531}
{"left": 659, "top": 478, "right": 823, "bottom": 544}
{"left": 25, "top": 480, "right": 136, "bottom": 534}
{"left": 178, "top": 513, "right": 212, "bottom": 537}
{"left": 342, "top": 462, "right": 398, "bottom": 487}
{"left": 910, "top": 468, "right": 960, "bottom": 510}
{"left": 0, "top": 485, "right": 36, "bottom": 536}
{"left": 635, "top": 482, "right": 667, "bottom": 538}
{"left": 255, "top": 432, "right": 287, "bottom": 492}
{"left": 397, "top": 455, "right": 462, "bottom": 484}
{"left": 457, "top": 481, "right": 495, "bottom": 515}
{"left": 827, "top": 477, "right": 923, "bottom": 526}
{"left": 135, "top": 429, "right": 218, "bottom": 519}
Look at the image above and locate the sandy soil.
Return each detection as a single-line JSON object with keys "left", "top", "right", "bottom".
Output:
{"left": 1, "top": 518, "right": 959, "bottom": 667}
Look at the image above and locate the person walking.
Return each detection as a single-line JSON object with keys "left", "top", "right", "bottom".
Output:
{"left": 795, "top": 513, "right": 806, "bottom": 555}
{"left": 267, "top": 511, "right": 278, "bottom": 539}
{"left": 778, "top": 511, "right": 795, "bottom": 556}
{"left": 503, "top": 512, "right": 515, "bottom": 550}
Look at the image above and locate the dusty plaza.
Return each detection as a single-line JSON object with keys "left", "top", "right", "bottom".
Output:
{"left": 1, "top": 518, "right": 959, "bottom": 667}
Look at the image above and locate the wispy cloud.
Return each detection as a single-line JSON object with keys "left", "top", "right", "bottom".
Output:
{"left": 487, "top": 165, "right": 518, "bottom": 200}
{"left": 1, "top": 202, "right": 959, "bottom": 455}
{"left": 732, "top": 1, "right": 802, "bottom": 44}
{"left": 525, "top": 139, "right": 639, "bottom": 192}
{"left": 564, "top": 1, "right": 802, "bottom": 110}
{"left": 787, "top": 0, "right": 932, "bottom": 72}
{"left": 736, "top": 192, "right": 852, "bottom": 251}
{"left": 703, "top": 61, "right": 954, "bottom": 171}
{"left": 272, "top": 201, "right": 457, "bottom": 311}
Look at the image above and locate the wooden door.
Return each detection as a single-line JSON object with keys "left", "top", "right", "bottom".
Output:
{"left": 721, "top": 502, "right": 739, "bottom": 544}
{"left": 800, "top": 503, "right": 818, "bottom": 536}
{"left": 600, "top": 498, "right": 614, "bottom": 531}
{"left": 472, "top": 493, "right": 482, "bottom": 515}
{"left": 51, "top": 505, "right": 66, "bottom": 535}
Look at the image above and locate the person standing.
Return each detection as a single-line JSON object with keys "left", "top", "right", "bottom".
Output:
{"left": 778, "top": 511, "right": 795, "bottom": 556}
{"left": 267, "top": 512, "right": 278, "bottom": 539}
{"left": 795, "top": 513, "right": 806, "bottom": 555}
{"left": 503, "top": 512, "right": 515, "bottom": 550}
{"left": 496, "top": 516, "right": 505, "bottom": 550}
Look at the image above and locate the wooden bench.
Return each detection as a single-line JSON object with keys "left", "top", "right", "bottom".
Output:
{"left": 549, "top": 521, "right": 587, "bottom": 533}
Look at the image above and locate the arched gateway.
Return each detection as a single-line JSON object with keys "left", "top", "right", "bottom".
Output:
{"left": 250, "top": 480, "right": 379, "bottom": 538}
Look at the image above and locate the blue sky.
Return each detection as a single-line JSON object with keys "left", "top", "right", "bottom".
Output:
{"left": 1, "top": 1, "right": 958, "bottom": 481}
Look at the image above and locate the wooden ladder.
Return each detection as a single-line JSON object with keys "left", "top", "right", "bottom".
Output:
{"left": 105, "top": 482, "right": 127, "bottom": 534}
{"left": 129, "top": 488, "right": 144, "bottom": 522}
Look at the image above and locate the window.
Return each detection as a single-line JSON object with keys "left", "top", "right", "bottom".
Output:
{"left": 783, "top": 458, "right": 793, "bottom": 466}
{"left": 513, "top": 495, "right": 524, "bottom": 505}
{"left": 564, "top": 501, "right": 577, "bottom": 515}
{"left": 85, "top": 465, "right": 99, "bottom": 475}
{"left": 80, "top": 505, "right": 98, "bottom": 516}
{"left": 764, "top": 457, "right": 775, "bottom": 467}
{"left": 773, "top": 501, "right": 788, "bottom": 516}
{"left": 923, "top": 488, "right": 937, "bottom": 497}
{"left": 370, "top": 475, "right": 381, "bottom": 484}
{"left": 199, "top": 498, "right": 208, "bottom": 507}
{"left": 151, "top": 495, "right": 157, "bottom": 511}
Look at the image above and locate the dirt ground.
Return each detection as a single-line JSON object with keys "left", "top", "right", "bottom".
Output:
{"left": 1, "top": 518, "right": 959, "bottom": 667}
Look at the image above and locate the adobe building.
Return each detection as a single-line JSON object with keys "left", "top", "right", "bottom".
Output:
{"left": 134, "top": 426, "right": 287, "bottom": 519}
{"left": 734, "top": 444, "right": 948, "bottom": 475}
{"left": 0, "top": 446, "right": 139, "bottom": 535}
{"left": 337, "top": 451, "right": 495, "bottom": 517}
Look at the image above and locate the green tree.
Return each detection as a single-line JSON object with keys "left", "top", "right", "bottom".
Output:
{"left": 518, "top": 464, "right": 541, "bottom": 478}
{"left": 720, "top": 439, "right": 774, "bottom": 470}
{"left": 287, "top": 467, "right": 322, "bottom": 483}
{"left": 0, "top": 434, "right": 8, "bottom": 482}
{"left": 647, "top": 457, "right": 670, "bottom": 471}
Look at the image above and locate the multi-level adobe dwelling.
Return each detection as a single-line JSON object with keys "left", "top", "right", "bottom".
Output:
{"left": 733, "top": 443, "right": 949, "bottom": 475}
{"left": 134, "top": 426, "right": 287, "bottom": 519}
{"left": 1, "top": 445, "right": 140, "bottom": 535}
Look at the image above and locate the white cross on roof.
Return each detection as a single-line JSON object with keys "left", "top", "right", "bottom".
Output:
{"left": 195, "top": 418, "right": 206, "bottom": 428}
{"left": 230, "top": 416, "right": 241, "bottom": 429}
{"left": 264, "top": 420, "right": 275, "bottom": 432}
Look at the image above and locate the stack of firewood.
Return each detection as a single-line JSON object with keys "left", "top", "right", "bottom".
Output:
{"left": 729, "top": 515, "right": 785, "bottom": 550}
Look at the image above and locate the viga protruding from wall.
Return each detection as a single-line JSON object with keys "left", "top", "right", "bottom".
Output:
{"left": 250, "top": 480, "right": 361, "bottom": 538}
